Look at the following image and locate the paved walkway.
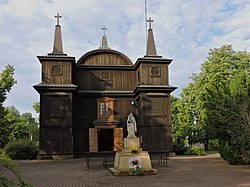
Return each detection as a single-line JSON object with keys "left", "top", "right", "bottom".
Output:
{"left": 1, "top": 154, "right": 250, "bottom": 187}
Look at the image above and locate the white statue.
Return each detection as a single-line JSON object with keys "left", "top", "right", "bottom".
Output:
{"left": 126, "top": 113, "right": 137, "bottom": 138}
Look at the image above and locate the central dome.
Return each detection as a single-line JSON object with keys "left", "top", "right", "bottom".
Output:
{"left": 77, "top": 29, "right": 133, "bottom": 66}
{"left": 77, "top": 49, "right": 133, "bottom": 66}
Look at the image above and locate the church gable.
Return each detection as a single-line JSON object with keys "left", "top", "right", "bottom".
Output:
{"left": 77, "top": 49, "right": 133, "bottom": 66}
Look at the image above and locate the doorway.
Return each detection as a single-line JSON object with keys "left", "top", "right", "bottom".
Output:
{"left": 98, "top": 129, "right": 114, "bottom": 151}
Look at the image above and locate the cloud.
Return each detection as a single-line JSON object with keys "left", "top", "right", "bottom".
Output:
{"left": 0, "top": 0, "right": 250, "bottom": 116}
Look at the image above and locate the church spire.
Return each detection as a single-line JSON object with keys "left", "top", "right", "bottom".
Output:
{"left": 145, "top": 17, "right": 160, "bottom": 57}
{"left": 99, "top": 26, "right": 111, "bottom": 50}
{"left": 48, "top": 13, "right": 67, "bottom": 56}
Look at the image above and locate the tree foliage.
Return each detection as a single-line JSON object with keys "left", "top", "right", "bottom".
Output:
{"left": 4, "top": 106, "right": 39, "bottom": 143}
{"left": 201, "top": 45, "right": 250, "bottom": 164}
{"left": 171, "top": 96, "right": 188, "bottom": 154}
{"left": 0, "top": 65, "right": 16, "bottom": 148}
{"left": 0, "top": 65, "right": 17, "bottom": 104}
{"left": 32, "top": 102, "right": 40, "bottom": 114}
{"left": 0, "top": 150, "right": 33, "bottom": 187}
{"left": 0, "top": 65, "right": 39, "bottom": 148}
{"left": 172, "top": 45, "right": 250, "bottom": 164}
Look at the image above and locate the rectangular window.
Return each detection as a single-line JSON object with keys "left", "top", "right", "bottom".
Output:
{"left": 100, "top": 102, "right": 105, "bottom": 118}
{"left": 97, "top": 97, "right": 114, "bottom": 121}
{"left": 105, "top": 102, "right": 110, "bottom": 118}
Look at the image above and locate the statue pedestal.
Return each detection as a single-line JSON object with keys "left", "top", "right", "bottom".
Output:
{"left": 110, "top": 137, "right": 157, "bottom": 176}
{"left": 124, "top": 137, "right": 140, "bottom": 149}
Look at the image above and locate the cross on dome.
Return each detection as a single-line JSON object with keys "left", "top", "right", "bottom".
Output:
{"left": 54, "top": 12, "right": 62, "bottom": 25}
{"left": 101, "top": 26, "right": 107, "bottom": 36}
{"left": 147, "top": 17, "right": 154, "bottom": 29}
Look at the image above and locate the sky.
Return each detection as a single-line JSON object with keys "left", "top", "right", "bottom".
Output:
{"left": 0, "top": 0, "right": 250, "bottom": 117}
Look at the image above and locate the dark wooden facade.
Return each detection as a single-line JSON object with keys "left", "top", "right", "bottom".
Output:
{"left": 34, "top": 20, "right": 176, "bottom": 159}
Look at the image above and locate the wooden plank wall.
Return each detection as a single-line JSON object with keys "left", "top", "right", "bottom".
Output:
{"left": 42, "top": 62, "right": 72, "bottom": 84}
{"left": 139, "top": 63, "right": 169, "bottom": 85}
{"left": 39, "top": 93, "right": 73, "bottom": 155}
{"left": 76, "top": 70, "right": 137, "bottom": 91}
{"left": 138, "top": 125, "right": 172, "bottom": 150}
{"left": 137, "top": 94, "right": 173, "bottom": 151}
{"left": 39, "top": 126, "right": 73, "bottom": 154}
{"left": 81, "top": 53, "right": 131, "bottom": 66}
{"left": 73, "top": 96, "right": 96, "bottom": 153}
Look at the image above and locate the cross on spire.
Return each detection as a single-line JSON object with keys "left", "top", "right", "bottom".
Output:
{"left": 147, "top": 17, "right": 154, "bottom": 29}
{"left": 101, "top": 26, "right": 107, "bottom": 36}
{"left": 54, "top": 12, "right": 62, "bottom": 25}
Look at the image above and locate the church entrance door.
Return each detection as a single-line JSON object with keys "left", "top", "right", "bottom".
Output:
{"left": 98, "top": 129, "right": 114, "bottom": 151}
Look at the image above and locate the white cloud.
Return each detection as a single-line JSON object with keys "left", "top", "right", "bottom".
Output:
{"left": 1, "top": 0, "right": 250, "bottom": 115}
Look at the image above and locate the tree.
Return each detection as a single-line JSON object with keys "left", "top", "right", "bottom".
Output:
{"left": 175, "top": 45, "right": 250, "bottom": 164}
{"left": 20, "top": 112, "right": 39, "bottom": 141}
{"left": 0, "top": 65, "right": 16, "bottom": 148}
{"left": 4, "top": 106, "right": 39, "bottom": 143}
{"left": 4, "top": 106, "right": 24, "bottom": 142}
{"left": 171, "top": 79, "right": 208, "bottom": 151}
{"left": 32, "top": 101, "right": 40, "bottom": 125}
{"left": 171, "top": 96, "right": 189, "bottom": 154}
{"left": 0, "top": 65, "right": 17, "bottom": 103}
{"left": 199, "top": 45, "right": 250, "bottom": 164}
{"left": 32, "top": 102, "right": 40, "bottom": 114}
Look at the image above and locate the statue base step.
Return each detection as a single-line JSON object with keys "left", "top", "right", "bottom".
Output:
{"left": 109, "top": 167, "right": 157, "bottom": 176}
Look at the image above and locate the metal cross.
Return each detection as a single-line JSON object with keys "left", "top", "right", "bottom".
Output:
{"left": 147, "top": 17, "right": 154, "bottom": 29}
{"left": 54, "top": 13, "right": 62, "bottom": 25}
{"left": 101, "top": 26, "right": 107, "bottom": 36}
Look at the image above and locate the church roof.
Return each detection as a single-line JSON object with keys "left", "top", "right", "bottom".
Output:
{"left": 34, "top": 83, "right": 77, "bottom": 87}
{"left": 33, "top": 83, "right": 77, "bottom": 93}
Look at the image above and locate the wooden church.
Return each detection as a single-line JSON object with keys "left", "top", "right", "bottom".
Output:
{"left": 33, "top": 14, "right": 177, "bottom": 159}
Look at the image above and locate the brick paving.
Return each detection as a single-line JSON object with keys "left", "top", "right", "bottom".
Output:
{"left": 1, "top": 154, "right": 250, "bottom": 187}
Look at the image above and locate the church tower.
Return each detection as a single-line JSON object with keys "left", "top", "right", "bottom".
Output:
{"left": 34, "top": 13, "right": 77, "bottom": 159}
{"left": 134, "top": 18, "right": 176, "bottom": 151}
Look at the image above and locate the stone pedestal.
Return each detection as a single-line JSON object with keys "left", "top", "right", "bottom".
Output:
{"left": 110, "top": 137, "right": 157, "bottom": 176}
{"left": 124, "top": 137, "right": 140, "bottom": 149}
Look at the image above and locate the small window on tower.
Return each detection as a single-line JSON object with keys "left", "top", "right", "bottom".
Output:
{"left": 150, "top": 66, "right": 161, "bottom": 77}
{"left": 51, "top": 65, "right": 62, "bottom": 75}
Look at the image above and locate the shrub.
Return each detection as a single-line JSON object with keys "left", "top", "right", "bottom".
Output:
{"left": 4, "top": 140, "right": 38, "bottom": 160}
{"left": 218, "top": 142, "right": 245, "bottom": 165}
{"left": 173, "top": 143, "right": 188, "bottom": 155}
{"left": 242, "top": 151, "right": 250, "bottom": 165}
{"left": 0, "top": 150, "right": 33, "bottom": 187}
{"left": 209, "top": 139, "right": 219, "bottom": 150}
{"left": 185, "top": 146, "right": 205, "bottom": 156}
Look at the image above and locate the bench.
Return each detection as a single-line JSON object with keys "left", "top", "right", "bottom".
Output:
{"left": 84, "top": 151, "right": 115, "bottom": 169}
{"left": 149, "top": 150, "right": 172, "bottom": 166}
